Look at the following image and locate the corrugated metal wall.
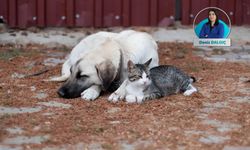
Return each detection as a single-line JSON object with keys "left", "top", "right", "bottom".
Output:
{"left": 181, "top": 0, "right": 250, "bottom": 25}
{"left": 0, "top": 0, "right": 175, "bottom": 28}
{"left": 0, "top": 0, "right": 249, "bottom": 28}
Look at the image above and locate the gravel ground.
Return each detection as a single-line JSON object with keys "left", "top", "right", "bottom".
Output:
{"left": 0, "top": 41, "right": 250, "bottom": 150}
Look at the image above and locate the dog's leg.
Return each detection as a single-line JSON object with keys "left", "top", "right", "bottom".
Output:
{"left": 108, "top": 79, "right": 128, "bottom": 102}
{"left": 81, "top": 85, "right": 101, "bottom": 101}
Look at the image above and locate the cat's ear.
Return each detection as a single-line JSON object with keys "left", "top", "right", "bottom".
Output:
{"left": 144, "top": 58, "right": 152, "bottom": 67}
{"left": 127, "top": 60, "right": 135, "bottom": 71}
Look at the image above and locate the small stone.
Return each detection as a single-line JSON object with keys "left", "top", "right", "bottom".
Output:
{"left": 0, "top": 145, "right": 22, "bottom": 150}
{"left": 10, "top": 33, "right": 16, "bottom": 36}
{"left": 21, "top": 31, "right": 28, "bottom": 36}
{"left": 33, "top": 92, "right": 48, "bottom": 99}
{"left": 43, "top": 33, "right": 50, "bottom": 38}
{"left": 109, "top": 121, "right": 121, "bottom": 124}
{"left": 199, "top": 135, "right": 230, "bottom": 144}
{"left": 25, "top": 61, "right": 36, "bottom": 70}
{"left": 27, "top": 27, "right": 40, "bottom": 33}
{"left": 43, "top": 58, "right": 65, "bottom": 66}
{"left": 3, "top": 135, "right": 50, "bottom": 145}
{"left": 0, "top": 106, "right": 42, "bottom": 115}
{"left": 223, "top": 146, "right": 250, "bottom": 150}
{"left": 42, "top": 112, "right": 54, "bottom": 116}
{"left": 11, "top": 72, "right": 25, "bottom": 79}
{"left": 107, "top": 107, "right": 121, "bottom": 114}
{"left": 38, "top": 101, "right": 72, "bottom": 109}
{"left": 33, "top": 126, "right": 41, "bottom": 131}
{"left": 45, "top": 121, "right": 51, "bottom": 125}
{"left": 6, "top": 127, "right": 24, "bottom": 134}
{"left": 30, "top": 86, "right": 36, "bottom": 92}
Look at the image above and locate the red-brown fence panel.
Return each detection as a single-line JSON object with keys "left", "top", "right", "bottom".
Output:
{"left": 9, "top": 0, "right": 17, "bottom": 27}
{"left": 242, "top": 0, "right": 250, "bottom": 24}
{"left": 190, "top": 0, "right": 210, "bottom": 24}
{"left": 17, "top": 0, "right": 37, "bottom": 28}
{"left": 66, "top": 0, "right": 74, "bottom": 27}
{"left": 149, "top": 0, "right": 157, "bottom": 26}
{"left": 2, "top": 0, "right": 250, "bottom": 28}
{"left": 216, "top": 0, "right": 235, "bottom": 24}
{"left": 181, "top": 0, "right": 191, "bottom": 25}
{"left": 95, "top": 0, "right": 103, "bottom": 27}
{"left": 75, "top": 0, "right": 94, "bottom": 27}
{"left": 181, "top": 0, "right": 249, "bottom": 25}
{"left": 37, "top": 0, "right": 45, "bottom": 27}
{"left": 122, "top": 0, "right": 130, "bottom": 26}
{"left": 130, "top": 0, "right": 150, "bottom": 26}
{"left": 158, "top": 0, "right": 176, "bottom": 26}
{"left": 46, "top": 0, "right": 66, "bottom": 27}
{"left": 103, "top": 0, "right": 122, "bottom": 27}
{"left": 0, "top": 0, "right": 8, "bottom": 23}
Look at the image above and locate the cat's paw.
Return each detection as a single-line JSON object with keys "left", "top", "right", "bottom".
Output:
{"left": 183, "top": 84, "right": 197, "bottom": 96}
{"left": 183, "top": 89, "right": 196, "bottom": 96}
{"left": 125, "top": 95, "right": 137, "bottom": 103}
{"left": 136, "top": 96, "right": 144, "bottom": 103}
{"left": 125, "top": 95, "right": 143, "bottom": 103}
{"left": 108, "top": 91, "right": 125, "bottom": 102}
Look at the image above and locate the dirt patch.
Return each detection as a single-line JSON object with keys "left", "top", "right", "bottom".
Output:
{"left": 0, "top": 42, "right": 250, "bottom": 149}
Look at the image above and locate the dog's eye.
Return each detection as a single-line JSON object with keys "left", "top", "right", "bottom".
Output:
{"left": 70, "top": 67, "right": 73, "bottom": 74}
{"left": 80, "top": 75, "right": 89, "bottom": 78}
{"left": 76, "top": 72, "right": 89, "bottom": 79}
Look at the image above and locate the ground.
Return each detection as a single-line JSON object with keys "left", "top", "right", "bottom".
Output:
{"left": 0, "top": 40, "right": 250, "bottom": 150}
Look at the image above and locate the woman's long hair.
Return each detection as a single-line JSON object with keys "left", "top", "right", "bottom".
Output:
{"left": 206, "top": 9, "right": 219, "bottom": 26}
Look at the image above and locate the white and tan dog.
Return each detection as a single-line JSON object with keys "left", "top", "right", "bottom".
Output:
{"left": 50, "top": 30, "right": 159, "bottom": 100}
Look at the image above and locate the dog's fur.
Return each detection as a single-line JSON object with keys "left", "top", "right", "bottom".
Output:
{"left": 50, "top": 30, "right": 159, "bottom": 100}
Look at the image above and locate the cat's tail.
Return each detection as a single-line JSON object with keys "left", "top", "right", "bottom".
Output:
{"left": 189, "top": 76, "right": 196, "bottom": 83}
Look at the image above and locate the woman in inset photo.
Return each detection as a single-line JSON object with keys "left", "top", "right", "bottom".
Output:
{"left": 199, "top": 9, "right": 224, "bottom": 38}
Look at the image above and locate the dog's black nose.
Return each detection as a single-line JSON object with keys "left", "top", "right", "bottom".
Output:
{"left": 57, "top": 88, "right": 66, "bottom": 97}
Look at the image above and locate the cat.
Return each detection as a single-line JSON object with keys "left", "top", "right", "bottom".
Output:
{"left": 124, "top": 58, "right": 197, "bottom": 103}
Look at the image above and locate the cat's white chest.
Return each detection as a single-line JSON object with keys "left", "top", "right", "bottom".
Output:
{"left": 125, "top": 82, "right": 144, "bottom": 97}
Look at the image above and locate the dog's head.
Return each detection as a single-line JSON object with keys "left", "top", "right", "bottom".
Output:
{"left": 57, "top": 57, "right": 119, "bottom": 99}
{"left": 57, "top": 38, "right": 122, "bottom": 99}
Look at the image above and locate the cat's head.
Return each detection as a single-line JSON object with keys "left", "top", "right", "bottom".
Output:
{"left": 127, "top": 58, "right": 152, "bottom": 86}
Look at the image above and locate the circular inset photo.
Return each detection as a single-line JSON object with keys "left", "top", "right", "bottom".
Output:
{"left": 193, "top": 7, "right": 231, "bottom": 39}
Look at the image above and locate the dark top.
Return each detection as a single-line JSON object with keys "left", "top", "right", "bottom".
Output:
{"left": 199, "top": 22, "right": 224, "bottom": 38}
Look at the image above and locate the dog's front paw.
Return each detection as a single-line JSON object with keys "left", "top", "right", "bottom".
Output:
{"left": 81, "top": 88, "right": 100, "bottom": 101}
{"left": 108, "top": 91, "right": 125, "bottom": 103}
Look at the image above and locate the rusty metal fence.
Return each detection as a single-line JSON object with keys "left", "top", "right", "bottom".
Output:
{"left": 0, "top": 0, "right": 249, "bottom": 28}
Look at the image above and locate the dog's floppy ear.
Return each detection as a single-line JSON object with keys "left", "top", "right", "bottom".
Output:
{"left": 95, "top": 60, "right": 116, "bottom": 91}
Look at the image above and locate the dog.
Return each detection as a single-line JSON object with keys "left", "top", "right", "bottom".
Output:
{"left": 49, "top": 30, "right": 159, "bottom": 100}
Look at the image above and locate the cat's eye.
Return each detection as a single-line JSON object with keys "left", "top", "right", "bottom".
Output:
{"left": 138, "top": 75, "right": 142, "bottom": 78}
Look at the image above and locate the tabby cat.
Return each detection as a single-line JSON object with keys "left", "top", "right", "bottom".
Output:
{"left": 125, "top": 59, "right": 197, "bottom": 103}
